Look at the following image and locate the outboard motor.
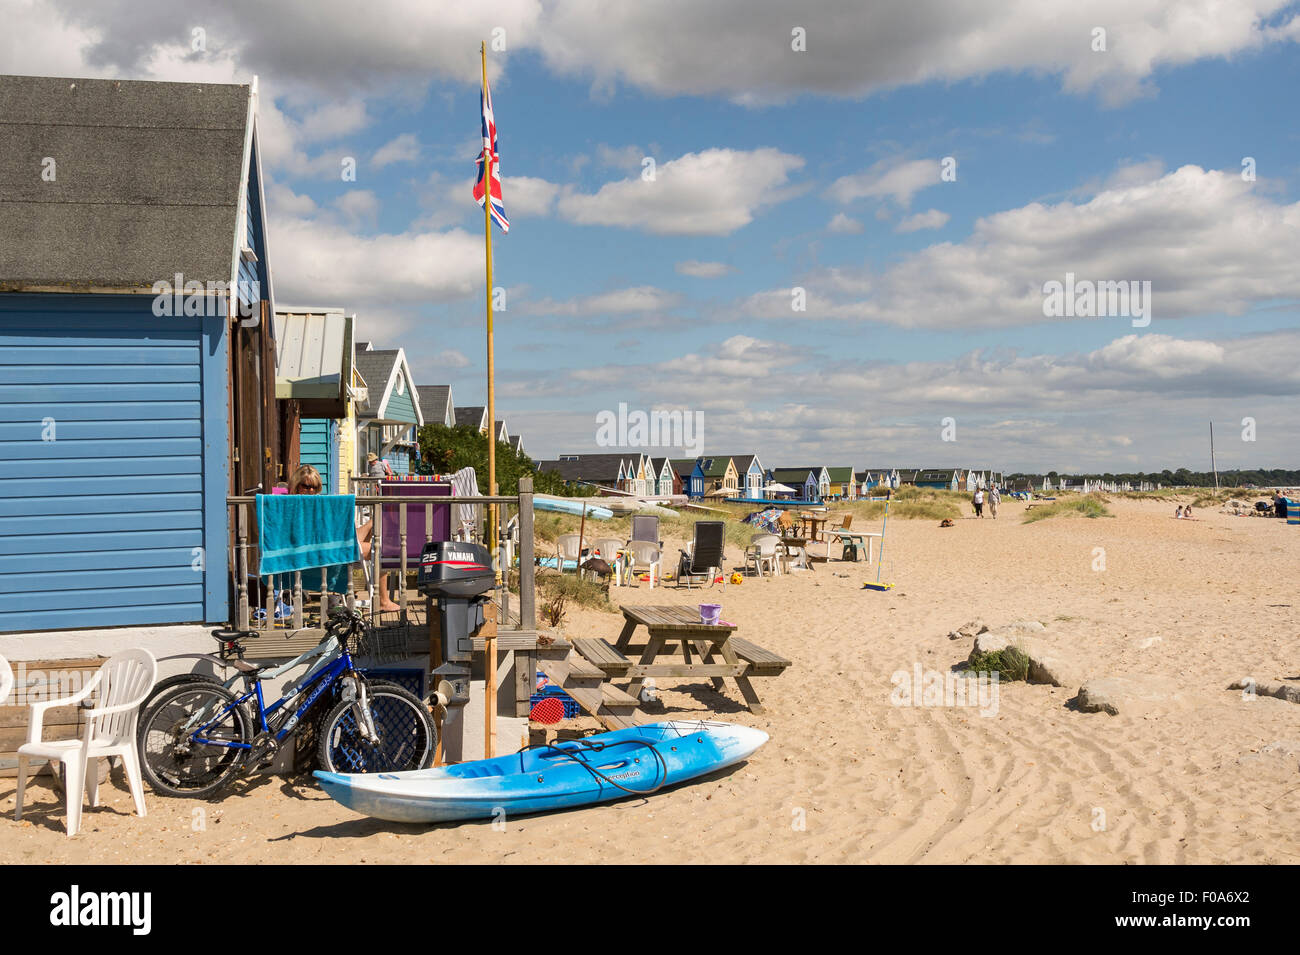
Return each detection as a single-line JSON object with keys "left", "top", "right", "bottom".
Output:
{"left": 417, "top": 541, "right": 495, "bottom": 661}
{"left": 417, "top": 541, "right": 495, "bottom": 763}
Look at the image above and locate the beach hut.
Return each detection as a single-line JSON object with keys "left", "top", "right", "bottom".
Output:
{"left": 770, "top": 468, "right": 821, "bottom": 501}
{"left": 354, "top": 344, "right": 423, "bottom": 477}
{"left": 0, "top": 74, "right": 277, "bottom": 636}
{"left": 724, "top": 454, "right": 765, "bottom": 499}
{"left": 669, "top": 458, "right": 695, "bottom": 496}
{"left": 534, "top": 453, "right": 627, "bottom": 493}
{"left": 454, "top": 405, "right": 487, "bottom": 432}
{"left": 826, "top": 467, "right": 855, "bottom": 500}
{"left": 273, "top": 305, "right": 356, "bottom": 495}
{"left": 916, "top": 469, "right": 961, "bottom": 491}
{"left": 695, "top": 456, "right": 738, "bottom": 498}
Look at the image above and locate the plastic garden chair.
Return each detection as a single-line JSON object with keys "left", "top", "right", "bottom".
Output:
{"left": 15, "top": 648, "right": 156, "bottom": 837}
{"left": 0, "top": 655, "right": 12, "bottom": 706}
{"left": 555, "top": 534, "right": 584, "bottom": 575}
{"left": 626, "top": 540, "right": 661, "bottom": 588}
{"left": 745, "top": 534, "right": 781, "bottom": 578}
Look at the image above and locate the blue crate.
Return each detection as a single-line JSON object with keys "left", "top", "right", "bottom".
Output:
{"left": 361, "top": 667, "right": 425, "bottom": 698}
{"left": 529, "top": 686, "right": 582, "bottom": 719}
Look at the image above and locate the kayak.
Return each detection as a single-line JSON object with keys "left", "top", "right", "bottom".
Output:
{"left": 533, "top": 495, "right": 614, "bottom": 520}
{"left": 314, "top": 720, "right": 768, "bottom": 824}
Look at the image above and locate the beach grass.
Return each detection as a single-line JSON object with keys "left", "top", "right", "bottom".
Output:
{"left": 1022, "top": 494, "right": 1113, "bottom": 523}
{"left": 966, "top": 644, "right": 1030, "bottom": 681}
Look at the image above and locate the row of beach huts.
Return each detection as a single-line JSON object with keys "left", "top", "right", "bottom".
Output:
{"left": 533, "top": 456, "right": 1164, "bottom": 501}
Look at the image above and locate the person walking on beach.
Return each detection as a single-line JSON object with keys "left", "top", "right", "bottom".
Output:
{"left": 988, "top": 485, "right": 1000, "bottom": 519}
{"left": 973, "top": 486, "right": 984, "bottom": 518}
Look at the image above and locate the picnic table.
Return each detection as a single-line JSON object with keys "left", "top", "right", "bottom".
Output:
{"left": 825, "top": 530, "right": 883, "bottom": 562}
{"left": 581, "top": 604, "right": 792, "bottom": 714}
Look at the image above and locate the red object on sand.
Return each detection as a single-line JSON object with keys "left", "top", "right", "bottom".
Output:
{"left": 530, "top": 697, "right": 565, "bottom": 724}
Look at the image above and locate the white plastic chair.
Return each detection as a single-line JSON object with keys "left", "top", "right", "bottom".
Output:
{"left": 0, "top": 655, "right": 13, "bottom": 706}
{"left": 592, "top": 538, "right": 627, "bottom": 584}
{"left": 745, "top": 534, "right": 782, "bottom": 578}
{"left": 626, "top": 540, "right": 661, "bottom": 588}
{"left": 15, "top": 648, "right": 156, "bottom": 837}
{"left": 555, "top": 534, "right": 583, "bottom": 575}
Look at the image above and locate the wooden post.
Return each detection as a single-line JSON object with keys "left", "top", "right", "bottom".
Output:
{"left": 398, "top": 501, "right": 409, "bottom": 621}
{"left": 236, "top": 504, "right": 250, "bottom": 630}
{"left": 517, "top": 477, "right": 536, "bottom": 718}
{"left": 518, "top": 477, "right": 535, "bottom": 629}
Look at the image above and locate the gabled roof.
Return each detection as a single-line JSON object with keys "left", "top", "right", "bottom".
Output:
{"left": 454, "top": 406, "right": 486, "bottom": 430}
{"left": 917, "top": 469, "right": 960, "bottom": 482}
{"left": 509, "top": 435, "right": 522, "bottom": 453}
{"left": 354, "top": 348, "right": 421, "bottom": 424}
{"left": 535, "top": 453, "right": 628, "bottom": 484}
{"left": 696, "top": 456, "right": 733, "bottom": 479}
{"left": 771, "top": 467, "right": 817, "bottom": 483}
{"left": 0, "top": 75, "right": 253, "bottom": 292}
{"left": 826, "top": 466, "right": 854, "bottom": 482}
{"left": 416, "top": 385, "right": 453, "bottom": 427}
{"left": 724, "top": 454, "right": 761, "bottom": 475}
{"left": 670, "top": 458, "right": 701, "bottom": 478}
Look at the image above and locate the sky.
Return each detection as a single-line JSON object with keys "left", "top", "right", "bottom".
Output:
{"left": 6, "top": 0, "right": 1300, "bottom": 474}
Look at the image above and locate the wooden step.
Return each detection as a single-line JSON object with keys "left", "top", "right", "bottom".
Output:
{"left": 600, "top": 682, "right": 640, "bottom": 712}
{"left": 532, "top": 654, "right": 643, "bottom": 731}
{"left": 535, "top": 655, "right": 603, "bottom": 694}
{"left": 572, "top": 637, "right": 632, "bottom": 677}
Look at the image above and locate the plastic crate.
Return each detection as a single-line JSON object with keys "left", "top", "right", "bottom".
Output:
{"left": 529, "top": 686, "right": 582, "bottom": 719}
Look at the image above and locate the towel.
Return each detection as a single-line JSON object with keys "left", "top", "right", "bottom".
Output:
{"left": 257, "top": 493, "right": 360, "bottom": 578}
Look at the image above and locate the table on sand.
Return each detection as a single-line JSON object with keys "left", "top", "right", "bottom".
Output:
{"left": 825, "top": 530, "right": 883, "bottom": 562}
{"left": 571, "top": 604, "right": 792, "bottom": 715}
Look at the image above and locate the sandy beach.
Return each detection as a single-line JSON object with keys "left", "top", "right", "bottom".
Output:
{"left": 3, "top": 496, "right": 1297, "bottom": 864}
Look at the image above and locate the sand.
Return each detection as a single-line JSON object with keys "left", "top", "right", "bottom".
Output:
{"left": 3, "top": 497, "right": 1298, "bottom": 864}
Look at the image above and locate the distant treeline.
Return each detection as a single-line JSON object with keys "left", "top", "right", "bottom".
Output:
{"left": 1005, "top": 468, "right": 1300, "bottom": 488}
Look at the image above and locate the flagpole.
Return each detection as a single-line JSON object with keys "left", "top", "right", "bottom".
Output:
{"left": 480, "top": 40, "right": 498, "bottom": 758}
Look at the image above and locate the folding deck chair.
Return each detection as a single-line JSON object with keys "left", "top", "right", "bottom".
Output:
{"left": 676, "top": 520, "right": 727, "bottom": 589}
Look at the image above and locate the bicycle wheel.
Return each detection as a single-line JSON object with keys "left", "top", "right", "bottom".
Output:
{"left": 318, "top": 684, "right": 435, "bottom": 774}
{"left": 138, "top": 681, "right": 254, "bottom": 798}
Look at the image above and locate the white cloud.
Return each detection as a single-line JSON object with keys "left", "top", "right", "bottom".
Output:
{"left": 835, "top": 158, "right": 941, "bottom": 206}
{"left": 896, "top": 209, "right": 949, "bottom": 233}
{"left": 537, "top": 0, "right": 1300, "bottom": 105}
{"left": 556, "top": 148, "right": 806, "bottom": 236}
{"left": 522, "top": 286, "right": 683, "bottom": 316}
{"left": 427, "top": 349, "right": 471, "bottom": 368}
{"left": 676, "top": 260, "right": 736, "bottom": 278}
{"left": 826, "top": 213, "right": 864, "bottom": 234}
{"left": 371, "top": 133, "right": 421, "bottom": 168}
{"left": 739, "top": 166, "right": 1300, "bottom": 328}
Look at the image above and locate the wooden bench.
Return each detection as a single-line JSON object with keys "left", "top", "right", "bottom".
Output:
{"left": 728, "top": 637, "right": 792, "bottom": 676}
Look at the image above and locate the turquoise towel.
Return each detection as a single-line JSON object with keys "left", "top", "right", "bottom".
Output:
{"left": 257, "top": 493, "right": 360, "bottom": 579}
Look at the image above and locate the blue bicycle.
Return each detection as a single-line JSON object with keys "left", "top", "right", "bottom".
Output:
{"left": 137, "top": 608, "right": 435, "bottom": 798}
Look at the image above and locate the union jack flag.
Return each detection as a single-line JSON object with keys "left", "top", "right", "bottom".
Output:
{"left": 473, "top": 73, "right": 509, "bottom": 233}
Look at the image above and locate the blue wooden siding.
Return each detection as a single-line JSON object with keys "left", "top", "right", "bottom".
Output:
{"left": 0, "top": 294, "right": 228, "bottom": 633}
{"left": 385, "top": 385, "right": 417, "bottom": 424}
{"left": 300, "top": 418, "right": 332, "bottom": 490}
{"left": 237, "top": 140, "right": 267, "bottom": 314}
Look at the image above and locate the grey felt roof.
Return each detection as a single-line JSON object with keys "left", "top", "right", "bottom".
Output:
{"left": 354, "top": 349, "right": 400, "bottom": 418}
{"left": 455, "top": 406, "right": 486, "bottom": 430}
{"left": 417, "top": 385, "right": 452, "bottom": 426}
{"left": 0, "top": 75, "right": 252, "bottom": 291}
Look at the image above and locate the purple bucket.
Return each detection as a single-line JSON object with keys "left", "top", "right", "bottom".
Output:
{"left": 699, "top": 603, "right": 722, "bottom": 626}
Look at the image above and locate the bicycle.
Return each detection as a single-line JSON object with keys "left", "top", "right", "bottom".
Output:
{"left": 137, "top": 607, "right": 435, "bottom": 798}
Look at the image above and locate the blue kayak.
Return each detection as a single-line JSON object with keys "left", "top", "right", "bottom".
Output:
{"left": 314, "top": 720, "right": 768, "bottom": 824}
{"left": 533, "top": 495, "right": 614, "bottom": 520}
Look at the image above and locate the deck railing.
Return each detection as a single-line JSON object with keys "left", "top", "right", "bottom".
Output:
{"left": 224, "top": 477, "right": 536, "bottom": 644}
